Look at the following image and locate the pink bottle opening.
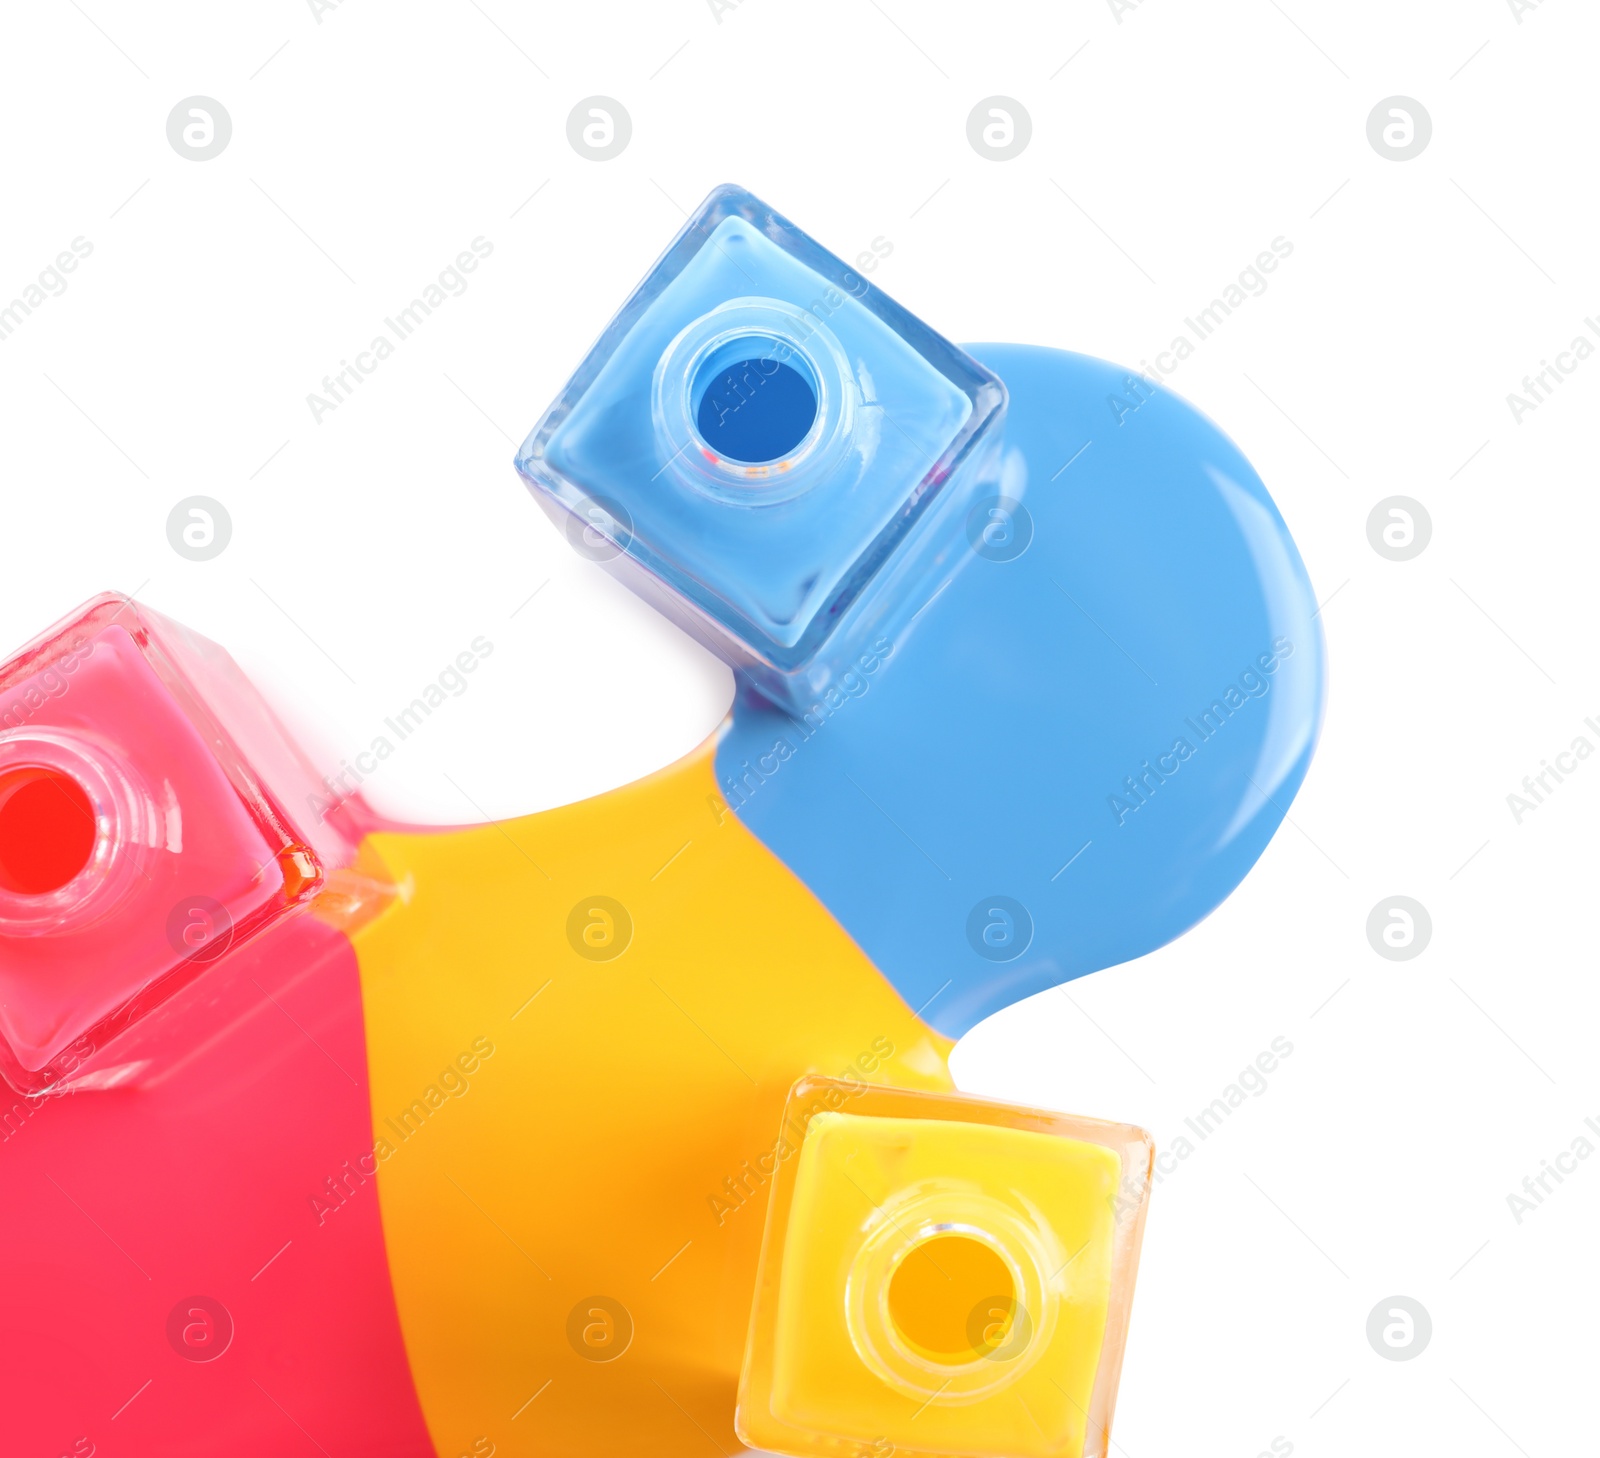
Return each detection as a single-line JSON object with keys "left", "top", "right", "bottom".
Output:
{"left": 0, "top": 765, "right": 97, "bottom": 894}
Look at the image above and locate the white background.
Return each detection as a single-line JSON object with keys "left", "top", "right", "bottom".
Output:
{"left": 2, "top": 1, "right": 1597, "bottom": 1453}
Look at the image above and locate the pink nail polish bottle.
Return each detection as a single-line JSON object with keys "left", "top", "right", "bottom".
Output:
{"left": 0, "top": 594, "right": 358, "bottom": 1095}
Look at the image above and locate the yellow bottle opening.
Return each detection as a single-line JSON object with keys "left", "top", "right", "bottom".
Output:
{"left": 887, "top": 1233, "right": 1015, "bottom": 1365}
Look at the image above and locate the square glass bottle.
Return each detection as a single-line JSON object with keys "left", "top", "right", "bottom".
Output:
{"left": 516, "top": 184, "right": 1008, "bottom": 711}
{"left": 0, "top": 595, "right": 353, "bottom": 1093}
{"left": 737, "top": 1077, "right": 1153, "bottom": 1458}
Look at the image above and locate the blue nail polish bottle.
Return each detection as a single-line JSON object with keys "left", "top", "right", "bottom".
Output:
{"left": 516, "top": 184, "right": 1008, "bottom": 711}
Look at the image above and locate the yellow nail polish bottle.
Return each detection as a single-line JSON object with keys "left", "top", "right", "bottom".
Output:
{"left": 738, "top": 1077, "right": 1153, "bottom": 1458}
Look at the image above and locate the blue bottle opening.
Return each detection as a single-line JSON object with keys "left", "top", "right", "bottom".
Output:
{"left": 692, "top": 337, "right": 818, "bottom": 464}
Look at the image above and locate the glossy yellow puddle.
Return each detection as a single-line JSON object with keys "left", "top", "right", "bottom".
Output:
{"left": 349, "top": 737, "right": 953, "bottom": 1458}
